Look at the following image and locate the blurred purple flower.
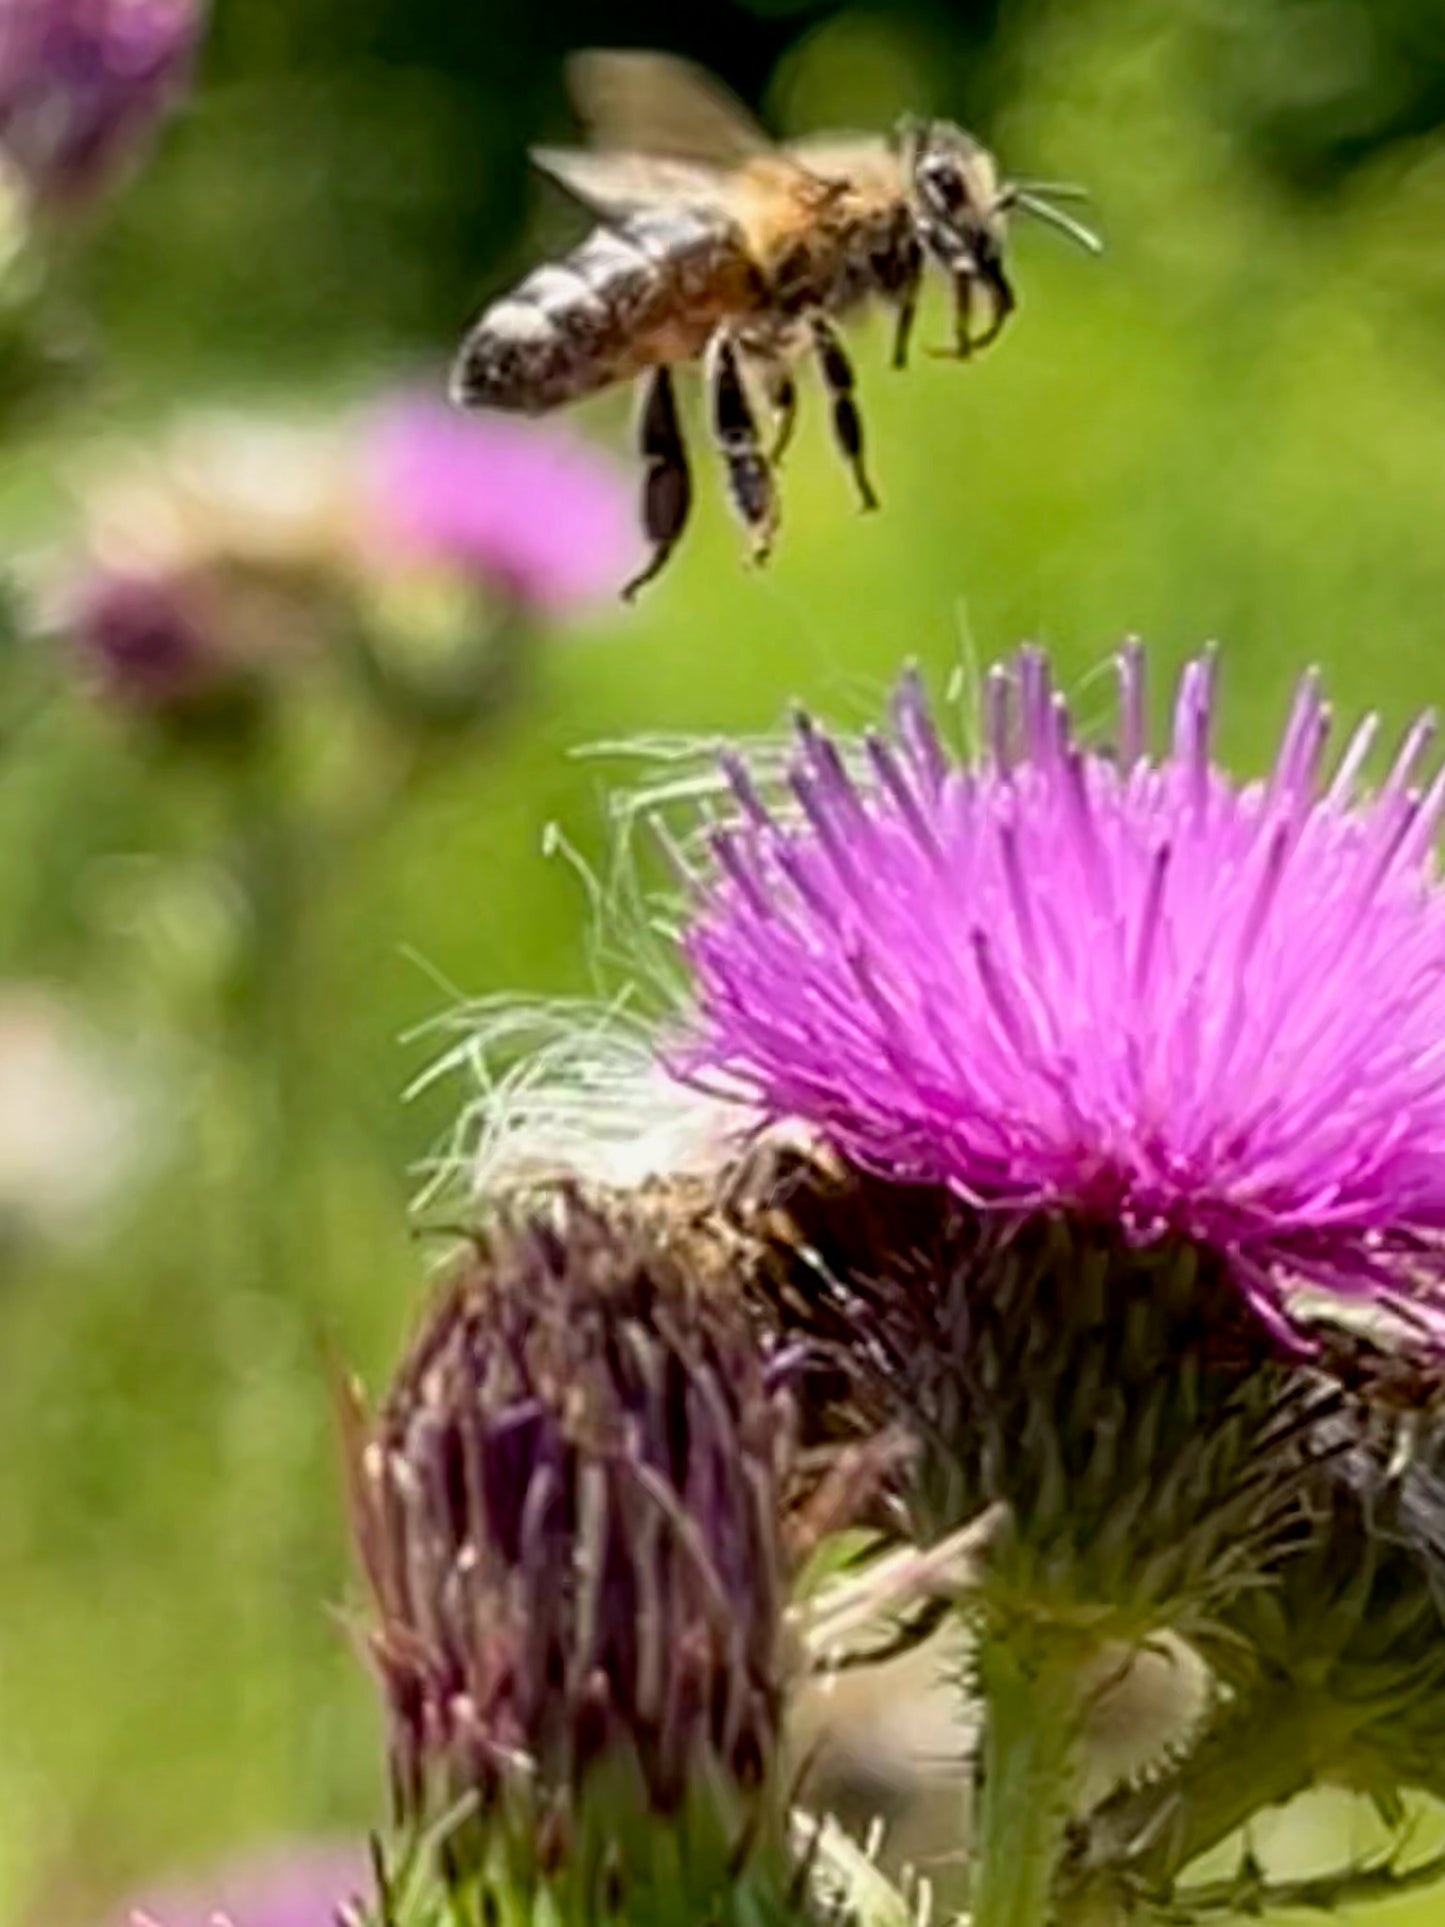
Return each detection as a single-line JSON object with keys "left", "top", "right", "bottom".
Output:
{"left": 0, "top": 0, "right": 200, "bottom": 209}
{"left": 676, "top": 645, "right": 1445, "bottom": 1348}
{"left": 359, "top": 396, "right": 641, "bottom": 612}
{"left": 119, "top": 1841, "right": 365, "bottom": 1927}
{"left": 70, "top": 567, "right": 218, "bottom": 710}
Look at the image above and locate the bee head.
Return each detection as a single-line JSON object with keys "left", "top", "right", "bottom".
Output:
{"left": 898, "top": 121, "right": 1007, "bottom": 271}
{"left": 895, "top": 117, "right": 1101, "bottom": 345}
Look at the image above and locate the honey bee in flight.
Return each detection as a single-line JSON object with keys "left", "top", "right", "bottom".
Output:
{"left": 452, "top": 51, "right": 1099, "bottom": 597}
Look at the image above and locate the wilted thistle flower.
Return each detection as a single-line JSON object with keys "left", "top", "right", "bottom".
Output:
{"left": 0, "top": 0, "right": 201, "bottom": 211}
{"left": 0, "top": 983, "right": 143, "bottom": 1251}
{"left": 343, "top": 1190, "right": 815, "bottom": 1925}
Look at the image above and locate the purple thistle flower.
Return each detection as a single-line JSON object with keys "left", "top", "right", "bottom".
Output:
{"left": 675, "top": 645, "right": 1445, "bottom": 1350}
{"left": 0, "top": 0, "right": 201, "bottom": 210}
{"left": 359, "top": 396, "right": 642, "bottom": 613}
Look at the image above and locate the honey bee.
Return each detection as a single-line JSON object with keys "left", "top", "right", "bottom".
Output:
{"left": 451, "top": 51, "right": 1099, "bottom": 597}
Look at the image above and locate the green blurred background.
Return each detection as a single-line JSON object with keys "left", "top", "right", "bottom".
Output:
{"left": 7, "top": 0, "right": 1445, "bottom": 1920}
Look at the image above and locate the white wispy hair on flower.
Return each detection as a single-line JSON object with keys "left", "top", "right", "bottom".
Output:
{"left": 409, "top": 676, "right": 1051, "bottom": 1216}
{"left": 408, "top": 992, "right": 766, "bottom": 1208}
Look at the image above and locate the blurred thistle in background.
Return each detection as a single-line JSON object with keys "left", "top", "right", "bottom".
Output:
{"left": 0, "top": 0, "right": 203, "bottom": 435}
{"left": 359, "top": 397, "right": 642, "bottom": 614}
{"left": 62, "top": 398, "right": 636, "bottom": 736}
{"left": 0, "top": 0, "right": 201, "bottom": 213}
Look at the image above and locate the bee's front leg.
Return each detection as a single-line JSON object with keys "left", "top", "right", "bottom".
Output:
{"left": 970, "top": 259, "right": 1016, "bottom": 352}
{"left": 926, "top": 269, "right": 983, "bottom": 360}
{"left": 948, "top": 269, "right": 975, "bottom": 357}
{"left": 810, "top": 315, "right": 878, "bottom": 512}
{"left": 706, "top": 330, "right": 778, "bottom": 567}
{"left": 622, "top": 364, "right": 693, "bottom": 601}
{"left": 890, "top": 236, "right": 923, "bottom": 369}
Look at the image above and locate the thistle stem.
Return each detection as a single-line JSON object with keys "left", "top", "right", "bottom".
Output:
{"left": 971, "top": 1633, "right": 1087, "bottom": 1927}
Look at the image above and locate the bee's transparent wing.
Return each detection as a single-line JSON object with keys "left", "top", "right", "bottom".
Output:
{"left": 530, "top": 147, "right": 740, "bottom": 219}
{"left": 565, "top": 49, "right": 771, "bottom": 166}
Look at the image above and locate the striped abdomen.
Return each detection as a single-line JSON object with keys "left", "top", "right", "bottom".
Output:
{"left": 453, "top": 207, "right": 761, "bottom": 416}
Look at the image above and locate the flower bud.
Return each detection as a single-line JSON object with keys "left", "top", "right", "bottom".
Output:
{"left": 344, "top": 1191, "right": 810, "bottom": 1922}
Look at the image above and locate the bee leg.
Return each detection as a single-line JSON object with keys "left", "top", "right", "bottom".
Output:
{"left": 763, "top": 363, "right": 798, "bottom": 466}
{"left": 622, "top": 365, "right": 693, "bottom": 600}
{"left": 810, "top": 315, "right": 878, "bottom": 512}
{"left": 951, "top": 270, "right": 975, "bottom": 357}
{"left": 707, "top": 331, "right": 777, "bottom": 566}
{"left": 890, "top": 238, "right": 923, "bottom": 369}
{"left": 970, "top": 261, "right": 1016, "bottom": 351}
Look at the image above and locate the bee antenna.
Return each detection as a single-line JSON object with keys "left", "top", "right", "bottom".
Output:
{"left": 1004, "top": 187, "right": 1103, "bottom": 255}
{"left": 1010, "top": 178, "right": 1094, "bottom": 202}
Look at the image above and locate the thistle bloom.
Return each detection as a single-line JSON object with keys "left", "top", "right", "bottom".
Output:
{"left": 677, "top": 646, "right": 1445, "bottom": 1349}
{"left": 0, "top": 0, "right": 201, "bottom": 210}
{"left": 358, "top": 397, "right": 642, "bottom": 612}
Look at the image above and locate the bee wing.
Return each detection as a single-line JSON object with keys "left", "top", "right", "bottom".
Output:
{"left": 530, "top": 147, "right": 742, "bottom": 220}
{"left": 565, "top": 49, "right": 771, "bottom": 167}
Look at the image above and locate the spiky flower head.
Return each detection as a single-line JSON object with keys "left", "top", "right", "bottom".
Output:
{"left": 0, "top": 0, "right": 201, "bottom": 211}
{"left": 344, "top": 1191, "right": 813, "bottom": 1925}
{"left": 679, "top": 646, "right": 1445, "bottom": 1354}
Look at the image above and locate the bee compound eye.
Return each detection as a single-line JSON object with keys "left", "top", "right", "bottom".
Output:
{"left": 923, "top": 161, "right": 966, "bottom": 213}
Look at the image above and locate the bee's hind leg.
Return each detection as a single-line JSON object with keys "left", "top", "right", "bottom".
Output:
{"left": 706, "top": 330, "right": 778, "bottom": 566}
{"left": 623, "top": 365, "right": 692, "bottom": 601}
{"left": 761, "top": 361, "right": 798, "bottom": 466}
{"left": 810, "top": 315, "right": 878, "bottom": 512}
